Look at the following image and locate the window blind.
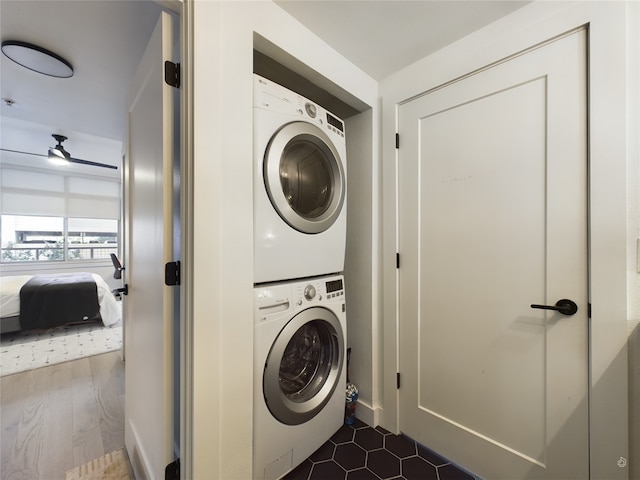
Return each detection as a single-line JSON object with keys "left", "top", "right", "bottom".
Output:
{"left": 0, "top": 167, "right": 120, "bottom": 219}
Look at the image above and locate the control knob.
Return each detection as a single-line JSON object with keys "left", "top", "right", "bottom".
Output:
{"left": 304, "top": 285, "right": 316, "bottom": 301}
{"left": 305, "top": 102, "right": 317, "bottom": 118}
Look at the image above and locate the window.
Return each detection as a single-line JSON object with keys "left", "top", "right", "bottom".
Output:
{"left": 67, "top": 218, "right": 118, "bottom": 260}
{"left": 0, "top": 163, "right": 121, "bottom": 263}
{"left": 1, "top": 215, "right": 118, "bottom": 263}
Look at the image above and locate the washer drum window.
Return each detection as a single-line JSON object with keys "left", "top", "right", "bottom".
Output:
{"left": 264, "top": 122, "right": 345, "bottom": 234}
{"left": 263, "top": 307, "right": 345, "bottom": 425}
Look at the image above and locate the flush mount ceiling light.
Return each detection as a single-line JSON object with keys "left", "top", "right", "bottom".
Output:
{"left": 1, "top": 40, "right": 73, "bottom": 78}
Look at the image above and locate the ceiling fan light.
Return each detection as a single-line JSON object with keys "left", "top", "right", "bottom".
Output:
{"left": 48, "top": 147, "right": 70, "bottom": 165}
{"left": 1, "top": 40, "right": 73, "bottom": 78}
{"left": 48, "top": 156, "right": 70, "bottom": 166}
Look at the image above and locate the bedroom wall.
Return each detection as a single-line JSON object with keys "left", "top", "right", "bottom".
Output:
{"left": 0, "top": 118, "right": 122, "bottom": 291}
{"left": 0, "top": 118, "right": 121, "bottom": 181}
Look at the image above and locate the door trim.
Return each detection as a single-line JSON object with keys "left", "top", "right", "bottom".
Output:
{"left": 398, "top": 26, "right": 585, "bottom": 108}
{"left": 179, "top": 0, "right": 194, "bottom": 478}
{"left": 380, "top": 3, "right": 630, "bottom": 479}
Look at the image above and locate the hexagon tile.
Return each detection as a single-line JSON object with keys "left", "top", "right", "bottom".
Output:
{"left": 284, "top": 418, "right": 481, "bottom": 480}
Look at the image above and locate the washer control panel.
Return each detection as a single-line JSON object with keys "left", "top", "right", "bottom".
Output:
{"left": 295, "top": 277, "right": 344, "bottom": 306}
{"left": 255, "top": 275, "right": 345, "bottom": 323}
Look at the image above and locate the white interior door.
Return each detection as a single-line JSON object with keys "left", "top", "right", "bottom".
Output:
{"left": 397, "top": 30, "right": 588, "bottom": 479}
{"left": 123, "top": 11, "right": 176, "bottom": 480}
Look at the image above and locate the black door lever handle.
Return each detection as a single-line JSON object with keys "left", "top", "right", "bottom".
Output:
{"left": 530, "top": 299, "right": 578, "bottom": 316}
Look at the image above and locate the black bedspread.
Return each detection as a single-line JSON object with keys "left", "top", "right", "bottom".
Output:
{"left": 19, "top": 273, "right": 100, "bottom": 330}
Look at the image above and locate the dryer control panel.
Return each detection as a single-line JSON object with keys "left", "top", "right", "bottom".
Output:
{"left": 253, "top": 74, "right": 345, "bottom": 144}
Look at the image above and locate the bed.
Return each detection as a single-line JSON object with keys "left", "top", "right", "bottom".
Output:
{"left": 0, "top": 273, "right": 120, "bottom": 334}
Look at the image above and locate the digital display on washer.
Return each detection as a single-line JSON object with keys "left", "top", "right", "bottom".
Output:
{"left": 326, "top": 113, "right": 344, "bottom": 132}
{"left": 326, "top": 279, "right": 343, "bottom": 293}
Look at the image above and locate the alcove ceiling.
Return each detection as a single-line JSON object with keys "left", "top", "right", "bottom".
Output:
{"left": 274, "top": 1, "right": 532, "bottom": 81}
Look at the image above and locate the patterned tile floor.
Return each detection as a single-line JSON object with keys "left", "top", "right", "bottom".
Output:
{"left": 284, "top": 418, "right": 480, "bottom": 480}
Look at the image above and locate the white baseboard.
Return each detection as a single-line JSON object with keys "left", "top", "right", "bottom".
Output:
{"left": 125, "top": 419, "right": 153, "bottom": 480}
{"left": 354, "top": 399, "right": 381, "bottom": 428}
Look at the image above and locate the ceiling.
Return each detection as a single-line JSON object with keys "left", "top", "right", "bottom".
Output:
{"left": 0, "top": 0, "right": 530, "bottom": 176}
{"left": 275, "top": 1, "right": 531, "bottom": 81}
{"left": 0, "top": 0, "right": 163, "bottom": 175}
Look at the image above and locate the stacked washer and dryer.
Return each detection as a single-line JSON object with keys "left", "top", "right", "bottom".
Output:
{"left": 252, "top": 74, "right": 348, "bottom": 480}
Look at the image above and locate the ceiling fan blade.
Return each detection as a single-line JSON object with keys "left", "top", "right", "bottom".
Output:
{"left": 0, "top": 147, "right": 118, "bottom": 170}
{"left": 68, "top": 156, "right": 118, "bottom": 170}
{"left": 0, "top": 147, "right": 47, "bottom": 157}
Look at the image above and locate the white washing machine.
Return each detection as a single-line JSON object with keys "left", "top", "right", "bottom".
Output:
{"left": 254, "top": 274, "right": 347, "bottom": 480}
{"left": 253, "top": 74, "right": 347, "bottom": 284}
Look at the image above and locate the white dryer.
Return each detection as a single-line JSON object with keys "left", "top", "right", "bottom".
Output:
{"left": 253, "top": 74, "right": 347, "bottom": 284}
{"left": 254, "top": 274, "right": 347, "bottom": 480}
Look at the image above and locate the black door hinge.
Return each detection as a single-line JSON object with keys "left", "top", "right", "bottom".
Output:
{"left": 164, "top": 61, "right": 180, "bottom": 88}
{"left": 165, "top": 261, "right": 181, "bottom": 286}
{"left": 395, "top": 133, "right": 400, "bottom": 149}
{"left": 588, "top": 303, "right": 592, "bottom": 318}
{"left": 396, "top": 253, "right": 400, "bottom": 269}
{"left": 113, "top": 284, "right": 129, "bottom": 297}
{"left": 397, "top": 372, "right": 401, "bottom": 389}
{"left": 165, "top": 458, "right": 180, "bottom": 480}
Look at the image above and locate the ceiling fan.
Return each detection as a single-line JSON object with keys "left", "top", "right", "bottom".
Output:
{"left": 0, "top": 133, "right": 118, "bottom": 170}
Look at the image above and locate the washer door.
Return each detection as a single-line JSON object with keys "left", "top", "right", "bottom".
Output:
{"left": 264, "top": 307, "right": 345, "bottom": 425}
{"left": 264, "top": 122, "right": 345, "bottom": 234}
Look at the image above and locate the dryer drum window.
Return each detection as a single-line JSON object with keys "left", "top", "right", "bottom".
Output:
{"left": 264, "top": 307, "right": 345, "bottom": 425}
{"left": 264, "top": 122, "right": 345, "bottom": 235}
{"left": 280, "top": 138, "right": 333, "bottom": 219}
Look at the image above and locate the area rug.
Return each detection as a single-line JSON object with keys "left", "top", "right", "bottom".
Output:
{"left": 0, "top": 320, "right": 122, "bottom": 377}
{"left": 65, "top": 448, "right": 131, "bottom": 480}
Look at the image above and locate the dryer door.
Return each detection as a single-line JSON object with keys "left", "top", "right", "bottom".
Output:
{"left": 264, "top": 306, "right": 345, "bottom": 425}
{"left": 264, "top": 122, "right": 345, "bottom": 234}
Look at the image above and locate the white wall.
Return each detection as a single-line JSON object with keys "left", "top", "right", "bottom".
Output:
{"left": 626, "top": 1, "right": 640, "bottom": 474}
{"left": 380, "top": 2, "right": 636, "bottom": 479}
{"left": 344, "top": 108, "right": 381, "bottom": 427}
{"left": 190, "top": 2, "right": 376, "bottom": 478}
{"left": 627, "top": 0, "right": 640, "bottom": 331}
{"left": 188, "top": 1, "right": 637, "bottom": 478}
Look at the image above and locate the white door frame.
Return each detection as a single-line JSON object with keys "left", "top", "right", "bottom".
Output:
{"left": 176, "top": 0, "right": 194, "bottom": 478}
{"left": 381, "top": 3, "right": 629, "bottom": 479}
{"left": 122, "top": 0, "right": 193, "bottom": 477}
